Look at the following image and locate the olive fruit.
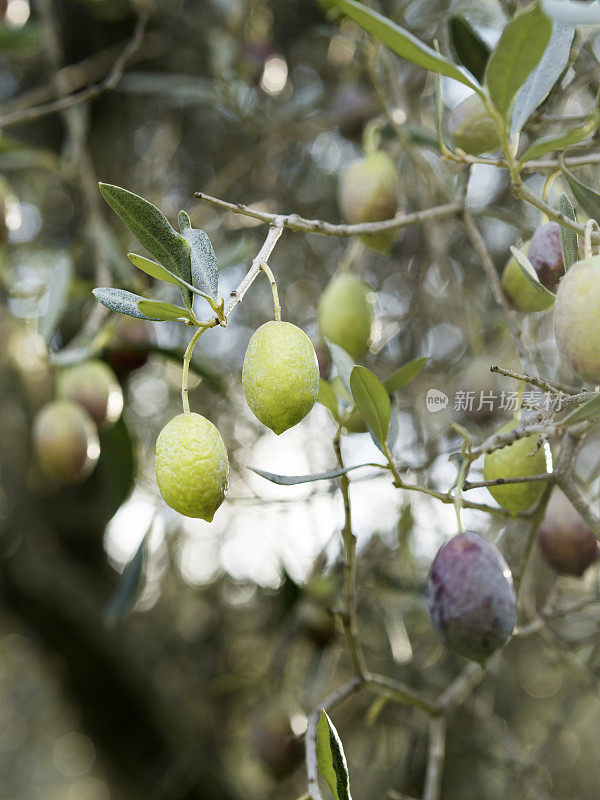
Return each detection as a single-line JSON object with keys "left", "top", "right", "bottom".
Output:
{"left": 337, "top": 150, "right": 399, "bottom": 252}
{"left": 448, "top": 94, "right": 500, "bottom": 155}
{"left": 501, "top": 242, "right": 555, "bottom": 313}
{"left": 537, "top": 489, "right": 599, "bottom": 576}
{"left": 155, "top": 412, "right": 229, "bottom": 521}
{"left": 33, "top": 400, "right": 99, "bottom": 484}
{"left": 426, "top": 531, "right": 516, "bottom": 662}
{"left": 242, "top": 321, "right": 319, "bottom": 434}
{"left": 483, "top": 421, "right": 550, "bottom": 514}
{"left": 318, "top": 274, "right": 374, "bottom": 361}
{"left": 528, "top": 221, "right": 565, "bottom": 293}
{"left": 58, "top": 359, "right": 123, "bottom": 428}
{"left": 554, "top": 255, "right": 600, "bottom": 384}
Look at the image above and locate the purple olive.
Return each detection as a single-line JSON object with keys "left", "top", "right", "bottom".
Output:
{"left": 528, "top": 222, "right": 565, "bottom": 293}
{"left": 537, "top": 489, "right": 599, "bottom": 576}
{"left": 426, "top": 531, "right": 516, "bottom": 663}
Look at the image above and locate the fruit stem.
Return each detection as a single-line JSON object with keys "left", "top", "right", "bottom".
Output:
{"left": 181, "top": 326, "right": 207, "bottom": 413}
{"left": 540, "top": 170, "right": 561, "bottom": 221}
{"left": 584, "top": 218, "right": 599, "bottom": 259}
{"left": 260, "top": 261, "right": 281, "bottom": 321}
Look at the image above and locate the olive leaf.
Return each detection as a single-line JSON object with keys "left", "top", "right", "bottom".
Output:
{"left": 369, "top": 398, "right": 399, "bottom": 456}
{"left": 558, "top": 193, "right": 579, "bottom": 269}
{"left": 561, "top": 163, "right": 600, "bottom": 220}
{"left": 326, "top": 340, "right": 355, "bottom": 397}
{"left": 316, "top": 709, "right": 352, "bottom": 800}
{"left": 93, "top": 287, "right": 166, "bottom": 321}
{"left": 333, "top": 0, "right": 480, "bottom": 91}
{"left": 350, "top": 366, "right": 391, "bottom": 447}
{"left": 248, "top": 463, "right": 382, "bottom": 485}
{"left": 509, "top": 246, "right": 556, "bottom": 299}
{"left": 519, "top": 113, "right": 600, "bottom": 163}
{"left": 99, "top": 183, "right": 191, "bottom": 280}
{"left": 99, "top": 183, "right": 194, "bottom": 310}
{"left": 318, "top": 379, "right": 340, "bottom": 421}
{"left": 183, "top": 227, "right": 220, "bottom": 301}
{"left": 510, "top": 23, "right": 574, "bottom": 138}
{"left": 137, "top": 299, "right": 195, "bottom": 322}
{"left": 449, "top": 16, "right": 490, "bottom": 84}
{"left": 104, "top": 534, "right": 146, "bottom": 627}
{"left": 384, "top": 356, "right": 429, "bottom": 394}
{"left": 542, "top": 0, "right": 600, "bottom": 25}
{"left": 485, "top": 3, "right": 552, "bottom": 118}
{"left": 127, "top": 253, "right": 212, "bottom": 299}
{"left": 562, "top": 392, "right": 600, "bottom": 425}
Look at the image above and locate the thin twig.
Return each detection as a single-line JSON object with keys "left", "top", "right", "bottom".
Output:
{"left": 423, "top": 716, "right": 446, "bottom": 800}
{"left": 195, "top": 191, "right": 463, "bottom": 238}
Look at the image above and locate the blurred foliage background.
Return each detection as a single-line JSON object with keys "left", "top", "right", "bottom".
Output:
{"left": 2, "top": 1, "right": 600, "bottom": 799}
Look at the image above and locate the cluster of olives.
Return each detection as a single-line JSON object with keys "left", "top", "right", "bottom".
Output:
{"left": 32, "top": 359, "right": 123, "bottom": 485}
{"left": 502, "top": 219, "right": 600, "bottom": 385}
{"left": 156, "top": 320, "right": 321, "bottom": 520}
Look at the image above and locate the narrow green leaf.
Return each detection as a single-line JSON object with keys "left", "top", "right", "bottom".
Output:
{"left": 562, "top": 392, "right": 600, "bottom": 425}
{"left": 350, "top": 366, "right": 391, "bottom": 446}
{"left": 92, "top": 287, "right": 165, "bottom": 321}
{"left": 485, "top": 3, "right": 552, "bottom": 118}
{"left": 248, "top": 463, "right": 382, "bottom": 486}
{"left": 316, "top": 709, "right": 352, "bottom": 800}
{"left": 128, "top": 252, "right": 182, "bottom": 286}
{"left": 318, "top": 379, "right": 339, "bottom": 420}
{"left": 384, "top": 356, "right": 429, "bottom": 394}
{"left": 104, "top": 535, "right": 146, "bottom": 626}
{"left": 326, "top": 340, "right": 355, "bottom": 397}
{"left": 99, "top": 183, "right": 191, "bottom": 281}
{"left": 137, "top": 299, "right": 194, "bottom": 322}
{"left": 449, "top": 16, "right": 490, "bottom": 84}
{"left": 509, "top": 246, "right": 556, "bottom": 299}
{"left": 127, "top": 253, "right": 211, "bottom": 298}
{"left": 183, "top": 228, "right": 219, "bottom": 300}
{"left": 558, "top": 193, "right": 579, "bottom": 268}
{"left": 333, "top": 0, "right": 479, "bottom": 91}
{"left": 562, "top": 163, "right": 600, "bottom": 220}
{"left": 520, "top": 113, "right": 600, "bottom": 163}
{"left": 511, "top": 24, "right": 574, "bottom": 137}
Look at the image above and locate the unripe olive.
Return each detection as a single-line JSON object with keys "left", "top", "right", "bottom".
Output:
{"left": 426, "top": 531, "right": 516, "bottom": 663}
{"left": 57, "top": 359, "right": 123, "bottom": 429}
{"left": 318, "top": 274, "right": 374, "bottom": 361}
{"left": 448, "top": 94, "right": 500, "bottom": 155}
{"left": 6, "top": 326, "right": 54, "bottom": 408}
{"left": 537, "top": 489, "right": 599, "bottom": 576}
{"left": 337, "top": 150, "right": 400, "bottom": 252}
{"left": 33, "top": 400, "right": 100, "bottom": 484}
{"left": 502, "top": 242, "right": 555, "bottom": 313}
{"left": 483, "top": 421, "right": 550, "bottom": 514}
{"left": 554, "top": 255, "right": 600, "bottom": 384}
{"left": 251, "top": 706, "right": 304, "bottom": 777}
{"left": 528, "top": 221, "right": 565, "bottom": 293}
{"left": 155, "top": 412, "right": 229, "bottom": 521}
{"left": 242, "top": 321, "right": 319, "bottom": 434}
